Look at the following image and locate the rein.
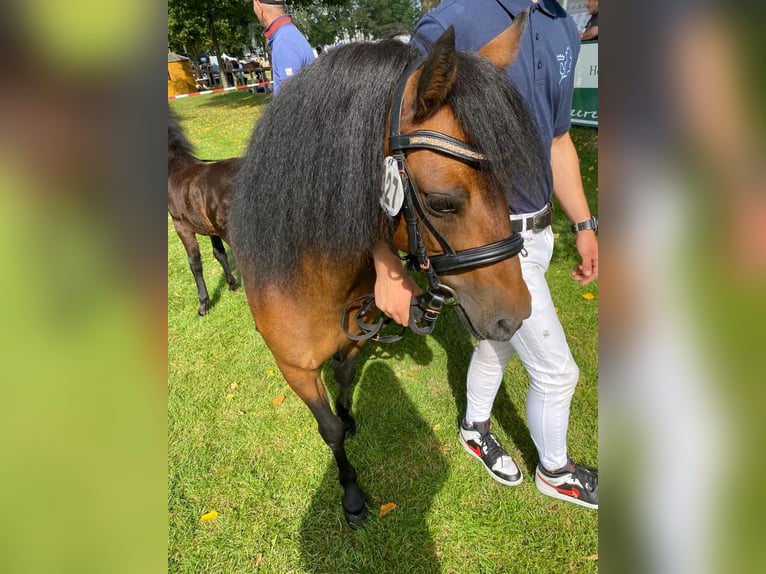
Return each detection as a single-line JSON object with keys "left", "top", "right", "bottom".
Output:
{"left": 341, "top": 57, "right": 525, "bottom": 342}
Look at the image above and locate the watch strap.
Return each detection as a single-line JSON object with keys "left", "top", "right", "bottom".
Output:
{"left": 571, "top": 216, "right": 598, "bottom": 233}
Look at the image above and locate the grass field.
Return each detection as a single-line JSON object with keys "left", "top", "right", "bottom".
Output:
{"left": 169, "top": 91, "right": 598, "bottom": 573}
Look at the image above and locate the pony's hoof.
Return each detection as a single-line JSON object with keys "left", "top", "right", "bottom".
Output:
{"left": 228, "top": 281, "right": 240, "bottom": 292}
{"left": 197, "top": 307, "right": 208, "bottom": 316}
{"left": 342, "top": 489, "right": 366, "bottom": 528}
{"left": 344, "top": 506, "right": 366, "bottom": 529}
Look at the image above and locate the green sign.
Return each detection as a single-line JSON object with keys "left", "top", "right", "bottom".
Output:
{"left": 572, "top": 41, "right": 598, "bottom": 127}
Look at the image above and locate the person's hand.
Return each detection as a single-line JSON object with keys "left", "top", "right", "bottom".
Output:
{"left": 572, "top": 230, "right": 599, "bottom": 285}
{"left": 372, "top": 243, "right": 422, "bottom": 327}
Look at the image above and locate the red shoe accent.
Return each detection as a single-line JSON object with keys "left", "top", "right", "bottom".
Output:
{"left": 539, "top": 474, "right": 580, "bottom": 499}
{"left": 466, "top": 441, "right": 482, "bottom": 457}
{"left": 555, "top": 485, "right": 580, "bottom": 498}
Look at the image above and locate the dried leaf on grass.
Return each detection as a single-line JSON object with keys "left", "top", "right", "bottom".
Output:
{"left": 272, "top": 394, "right": 285, "bottom": 406}
{"left": 200, "top": 509, "right": 218, "bottom": 522}
{"left": 255, "top": 553, "right": 263, "bottom": 567}
{"left": 379, "top": 502, "right": 397, "bottom": 518}
{"left": 432, "top": 423, "right": 441, "bottom": 431}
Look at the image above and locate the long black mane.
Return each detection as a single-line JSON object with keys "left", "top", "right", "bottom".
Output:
{"left": 231, "top": 40, "right": 546, "bottom": 285}
{"left": 168, "top": 107, "right": 196, "bottom": 168}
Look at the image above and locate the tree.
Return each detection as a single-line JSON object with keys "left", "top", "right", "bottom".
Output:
{"left": 168, "top": 0, "right": 424, "bottom": 84}
{"left": 293, "top": 0, "right": 421, "bottom": 47}
{"left": 292, "top": 2, "right": 354, "bottom": 47}
{"left": 168, "top": 0, "right": 254, "bottom": 87}
{"left": 352, "top": 0, "right": 421, "bottom": 39}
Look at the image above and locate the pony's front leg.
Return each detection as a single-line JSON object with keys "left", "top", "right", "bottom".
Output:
{"left": 332, "top": 343, "right": 364, "bottom": 438}
{"left": 280, "top": 362, "right": 367, "bottom": 528}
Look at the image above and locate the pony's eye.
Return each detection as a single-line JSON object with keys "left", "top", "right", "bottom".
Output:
{"left": 424, "top": 194, "right": 458, "bottom": 214}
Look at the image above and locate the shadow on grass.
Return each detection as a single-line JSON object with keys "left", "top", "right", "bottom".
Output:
{"left": 298, "top": 361, "right": 447, "bottom": 573}
{"left": 430, "top": 306, "right": 540, "bottom": 477}
{"left": 207, "top": 250, "right": 240, "bottom": 312}
{"left": 194, "top": 90, "right": 271, "bottom": 111}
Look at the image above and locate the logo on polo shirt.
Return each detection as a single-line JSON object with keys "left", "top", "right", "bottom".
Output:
{"left": 556, "top": 46, "right": 573, "bottom": 84}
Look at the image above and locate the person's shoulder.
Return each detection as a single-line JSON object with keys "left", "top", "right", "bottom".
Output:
{"left": 421, "top": 0, "right": 464, "bottom": 19}
{"left": 273, "top": 24, "right": 303, "bottom": 45}
{"left": 415, "top": 0, "right": 518, "bottom": 50}
{"left": 423, "top": 0, "right": 519, "bottom": 20}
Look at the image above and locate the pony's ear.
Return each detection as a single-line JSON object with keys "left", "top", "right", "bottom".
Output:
{"left": 478, "top": 8, "right": 529, "bottom": 70}
{"left": 414, "top": 26, "right": 458, "bottom": 122}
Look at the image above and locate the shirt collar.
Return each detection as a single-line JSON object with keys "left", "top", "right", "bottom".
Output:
{"left": 264, "top": 15, "right": 292, "bottom": 39}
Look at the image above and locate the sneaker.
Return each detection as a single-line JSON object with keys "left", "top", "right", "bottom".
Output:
{"left": 459, "top": 419, "right": 523, "bottom": 486}
{"left": 535, "top": 458, "right": 598, "bottom": 509}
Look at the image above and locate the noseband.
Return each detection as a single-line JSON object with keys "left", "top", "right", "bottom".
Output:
{"left": 342, "top": 57, "right": 524, "bottom": 342}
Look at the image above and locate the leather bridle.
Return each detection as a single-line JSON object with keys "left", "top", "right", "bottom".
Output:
{"left": 341, "top": 57, "right": 525, "bottom": 342}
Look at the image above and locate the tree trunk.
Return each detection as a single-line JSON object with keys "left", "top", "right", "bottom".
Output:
{"left": 186, "top": 41, "right": 202, "bottom": 79}
{"left": 206, "top": 9, "right": 230, "bottom": 88}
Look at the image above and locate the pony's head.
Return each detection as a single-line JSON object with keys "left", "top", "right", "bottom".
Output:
{"left": 231, "top": 15, "right": 545, "bottom": 341}
{"left": 391, "top": 15, "right": 544, "bottom": 340}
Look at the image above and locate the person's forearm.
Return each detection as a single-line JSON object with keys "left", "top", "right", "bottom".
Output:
{"left": 550, "top": 131, "right": 592, "bottom": 224}
{"left": 580, "top": 27, "right": 598, "bottom": 41}
{"left": 372, "top": 240, "right": 403, "bottom": 276}
{"left": 551, "top": 131, "right": 599, "bottom": 284}
{"left": 372, "top": 239, "right": 421, "bottom": 327}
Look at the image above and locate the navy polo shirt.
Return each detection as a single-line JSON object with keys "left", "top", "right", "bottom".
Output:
{"left": 412, "top": 0, "right": 580, "bottom": 213}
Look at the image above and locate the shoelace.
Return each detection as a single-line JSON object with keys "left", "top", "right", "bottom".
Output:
{"left": 480, "top": 432, "right": 507, "bottom": 463}
{"left": 571, "top": 464, "right": 598, "bottom": 492}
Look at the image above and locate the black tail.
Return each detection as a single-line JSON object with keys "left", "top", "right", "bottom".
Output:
{"left": 168, "top": 106, "right": 197, "bottom": 167}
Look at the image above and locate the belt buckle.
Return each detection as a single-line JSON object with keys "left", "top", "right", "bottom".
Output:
{"left": 531, "top": 203, "right": 551, "bottom": 230}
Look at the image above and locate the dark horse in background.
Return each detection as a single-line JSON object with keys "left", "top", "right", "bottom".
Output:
{"left": 231, "top": 18, "right": 546, "bottom": 527}
{"left": 168, "top": 108, "right": 240, "bottom": 315}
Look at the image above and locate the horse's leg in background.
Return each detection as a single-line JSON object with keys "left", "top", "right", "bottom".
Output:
{"left": 210, "top": 235, "right": 239, "bottom": 291}
{"left": 279, "top": 361, "right": 367, "bottom": 527}
{"left": 172, "top": 223, "right": 209, "bottom": 315}
{"left": 332, "top": 343, "right": 364, "bottom": 437}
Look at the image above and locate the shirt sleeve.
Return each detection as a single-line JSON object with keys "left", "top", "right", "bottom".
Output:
{"left": 411, "top": 14, "right": 446, "bottom": 55}
{"left": 271, "top": 40, "right": 304, "bottom": 93}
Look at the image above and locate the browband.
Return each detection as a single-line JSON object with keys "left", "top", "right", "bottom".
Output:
{"left": 388, "top": 130, "right": 487, "bottom": 167}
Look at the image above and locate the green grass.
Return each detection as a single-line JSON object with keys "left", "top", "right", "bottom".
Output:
{"left": 169, "top": 91, "right": 598, "bottom": 573}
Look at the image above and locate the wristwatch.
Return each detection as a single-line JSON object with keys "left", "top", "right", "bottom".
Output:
{"left": 571, "top": 216, "right": 598, "bottom": 233}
